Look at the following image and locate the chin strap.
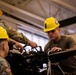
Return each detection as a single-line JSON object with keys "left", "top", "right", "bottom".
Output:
{"left": 57, "top": 65, "right": 65, "bottom": 75}
{"left": 47, "top": 59, "right": 51, "bottom": 75}
{"left": 47, "top": 51, "right": 51, "bottom": 75}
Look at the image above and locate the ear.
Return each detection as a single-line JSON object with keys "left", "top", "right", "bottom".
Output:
{"left": 2, "top": 43, "right": 5, "bottom": 51}
{"left": 58, "top": 28, "right": 60, "bottom": 32}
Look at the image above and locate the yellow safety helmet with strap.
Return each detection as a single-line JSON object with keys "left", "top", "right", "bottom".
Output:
{"left": 0, "top": 26, "right": 9, "bottom": 40}
{"left": 44, "top": 17, "right": 60, "bottom": 32}
{"left": 0, "top": 10, "right": 3, "bottom": 16}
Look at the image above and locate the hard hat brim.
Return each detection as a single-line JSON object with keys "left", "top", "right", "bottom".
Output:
{"left": 0, "top": 37, "right": 10, "bottom": 41}
{"left": 0, "top": 10, "right": 3, "bottom": 16}
{"left": 44, "top": 24, "right": 59, "bottom": 32}
{"left": 7, "top": 37, "right": 10, "bottom": 41}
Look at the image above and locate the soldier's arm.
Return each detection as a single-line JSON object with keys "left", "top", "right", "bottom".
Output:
{"left": 0, "top": 19, "right": 30, "bottom": 45}
{"left": 0, "top": 19, "right": 37, "bottom": 48}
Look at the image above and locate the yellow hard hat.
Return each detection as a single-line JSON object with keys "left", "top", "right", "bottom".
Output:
{"left": 44, "top": 17, "right": 60, "bottom": 32}
{"left": 0, "top": 10, "right": 3, "bottom": 16}
{"left": 0, "top": 26, "right": 9, "bottom": 40}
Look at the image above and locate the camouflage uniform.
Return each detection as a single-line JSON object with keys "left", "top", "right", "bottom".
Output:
{"left": 0, "top": 19, "right": 29, "bottom": 45}
{"left": 0, "top": 56, "right": 13, "bottom": 75}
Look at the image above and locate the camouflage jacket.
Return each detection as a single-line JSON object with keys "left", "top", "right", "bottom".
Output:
{"left": 0, "top": 19, "right": 29, "bottom": 45}
{"left": 0, "top": 56, "right": 13, "bottom": 75}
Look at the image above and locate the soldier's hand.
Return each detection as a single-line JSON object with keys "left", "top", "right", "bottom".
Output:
{"left": 14, "top": 41, "right": 23, "bottom": 53}
{"left": 51, "top": 47, "right": 62, "bottom": 51}
{"left": 48, "top": 47, "right": 62, "bottom": 53}
{"left": 28, "top": 40, "right": 37, "bottom": 48}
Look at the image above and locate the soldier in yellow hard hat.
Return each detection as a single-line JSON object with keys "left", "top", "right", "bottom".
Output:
{"left": 0, "top": 9, "right": 37, "bottom": 52}
{"left": 0, "top": 26, "right": 13, "bottom": 75}
{"left": 44, "top": 17, "right": 76, "bottom": 75}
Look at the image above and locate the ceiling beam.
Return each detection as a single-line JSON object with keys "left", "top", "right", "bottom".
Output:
{"left": 51, "top": 0, "right": 76, "bottom": 13}
{"left": 0, "top": 0, "right": 45, "bottom": 29}
{"left": 1, "top": 14, "right": 48, "bottom": 38}
{"left": 59, "top": 16, "right": 76, "bottom": 28}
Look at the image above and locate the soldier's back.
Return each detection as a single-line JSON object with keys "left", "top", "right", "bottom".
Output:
{"left": 0, "top": 56, "right": 13, "bottom": 75}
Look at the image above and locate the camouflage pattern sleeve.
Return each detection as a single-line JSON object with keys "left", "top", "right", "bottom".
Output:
{"left": 0, "top": 19, "right": 29, "bottom": 45}
{"left": 0, "top": 57, "right": 13, "bottom": 75}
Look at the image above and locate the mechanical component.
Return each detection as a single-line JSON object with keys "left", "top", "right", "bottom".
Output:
{"left": 6, "top": 46, "right": 48, "bottom": 75}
